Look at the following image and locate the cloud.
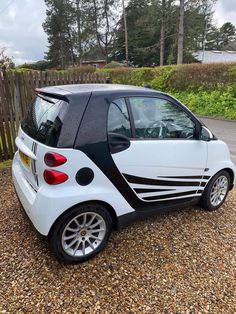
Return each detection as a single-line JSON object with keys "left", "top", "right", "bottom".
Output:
{"left": 0, "top": 0, "right": 48, "bottom": 65}
{"left": 218, "top": 0, "right": 236, "bottom": 13}
{"left": 213, "top": 0, "right": 236, "bottom": 27}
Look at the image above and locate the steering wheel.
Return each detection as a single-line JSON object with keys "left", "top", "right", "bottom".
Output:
{"left": 179, "top": 128, "right": 194, "bottom": 139}
{"left": 144, "top": 121, "right": 167, "bottom": 138}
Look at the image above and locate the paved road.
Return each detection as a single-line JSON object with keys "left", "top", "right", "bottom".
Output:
{"left": 200, "top": 117, "right": 236, "bottom": 166}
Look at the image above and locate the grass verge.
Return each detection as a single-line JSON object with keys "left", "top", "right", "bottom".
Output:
{"left": 0, "top": 160, "right": 12, "bottom": 170}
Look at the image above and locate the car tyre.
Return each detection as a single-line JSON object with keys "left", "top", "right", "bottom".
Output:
{"left": 48, "top": 203, "right": 112, "bottom": 263}
{"left": 200, "top": 170, "right": 230, "bottom": 211}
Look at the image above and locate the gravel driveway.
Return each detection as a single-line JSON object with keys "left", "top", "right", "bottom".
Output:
{"left": 0, "top": 168, "right": 236, "bottom": 313}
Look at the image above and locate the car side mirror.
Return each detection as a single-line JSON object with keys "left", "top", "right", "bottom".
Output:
{"left": 200, "top": 126, "right": 214, "bottom": 141}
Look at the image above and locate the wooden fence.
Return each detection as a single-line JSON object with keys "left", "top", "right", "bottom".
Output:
{"left": 0, "top": 70, "right": 109, "bottom": 161}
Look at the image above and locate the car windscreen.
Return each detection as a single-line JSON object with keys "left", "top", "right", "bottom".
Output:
{"left": 21, "top": 95, "right": 69, "bottom": 147}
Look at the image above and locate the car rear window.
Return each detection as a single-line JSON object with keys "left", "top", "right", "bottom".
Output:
{"left": 21, "top": 95, "right": 69, "bottom": 147}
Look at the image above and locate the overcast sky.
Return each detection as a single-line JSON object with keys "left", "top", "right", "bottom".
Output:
{"left": 0, "top": 0, "right": 236, "bottom": 65}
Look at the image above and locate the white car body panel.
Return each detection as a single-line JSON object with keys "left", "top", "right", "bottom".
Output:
{"left": 112, "top": 139, "right": 208, "bottom": 202}
{"left": 13, "top": 128, "right": 135, "bottom": 236}
{"left": 206, "top": 140, "right": 236, "bottom": 179}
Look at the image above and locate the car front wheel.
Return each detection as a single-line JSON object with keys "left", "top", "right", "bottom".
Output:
{"left": 200, "top": 170, "right": 230, "bottom": 211}
{"left": 49, "top": 203, "right": 112, "bottom": 263}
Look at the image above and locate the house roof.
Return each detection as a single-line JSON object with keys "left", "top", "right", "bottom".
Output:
{"left": 194, "top": 50, "right": 236, "bottom": 63}
{"left": 81, "top": 60, "right": 106, "bottom": 64}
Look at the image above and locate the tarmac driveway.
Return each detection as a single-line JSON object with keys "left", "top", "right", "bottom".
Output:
{"left": 199, "top": 117, "right": 236, "bottom": 165}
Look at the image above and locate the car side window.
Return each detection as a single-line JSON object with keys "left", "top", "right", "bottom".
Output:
{"left": 129, "top": 97, "right": 196, "bottom": 139}
{"left": 107, "top": 98, "right": 131, "bottom": 138}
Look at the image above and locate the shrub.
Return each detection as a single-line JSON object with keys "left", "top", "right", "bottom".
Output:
{"left": 10, "top": 68, "right": 32, "bottom": 72}
{"left": 101, "top": 63, "right": 236, "bottom": 92}
{"left": 168, "top": 63, "right": 235, "bottom": 91}
{"left": 104, "top": 61, "right": 123, "bottom": 69}
{"left": 129, "top": 68, "right": 156, "bottom": 86}
{"left": 66, "top": 66, "right": 96, "bottom": 73}
{"left": 151, "top": 66, "right": 176, "bottom": 91}
{"left": 171, "top": 87, "right": 236, "bottom": 120}
{"left": 104, "top": 67, "right": 133, "bottom": 84}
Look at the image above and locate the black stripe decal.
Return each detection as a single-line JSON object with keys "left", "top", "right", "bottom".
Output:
{"left": 201, "top": 182, "right": 207, "bottom": 187}
{"left": 31, "top": 142, "right": 39, "bottom": 187}
{"left": 34, "top": 143, "right": 39, "bottom": 186}
{"left": 134, "top": 188, "right": 175, "bottom": 194}
{"left": 75, "top": 95, "right": 203, "bottom": 211}
{"left": 124, "top": 173, "right": 200, "bottom": 187}
{"left": 158, "top": 175, "right": 210, "bottom": 180}
{"left": 143, "top": 190, "right": 202, "bottom": 201}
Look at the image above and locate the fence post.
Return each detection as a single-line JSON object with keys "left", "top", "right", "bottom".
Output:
{"left": 0, "top": 71, "right": 14, "bottom": 159}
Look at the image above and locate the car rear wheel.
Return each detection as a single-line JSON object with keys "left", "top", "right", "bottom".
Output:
{"left": 200, "top": 170, "right": 230, "bottom": 211}
{"left": 49, "top": 203, "right": 112, "bottom": 263}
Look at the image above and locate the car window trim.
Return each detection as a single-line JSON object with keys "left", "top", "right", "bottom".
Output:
{"left": 107, "top": 97, "right": 133, "bottom": 139}
{"left": 127, "top": 95, "right": 200, "bottom": 141}
{"left": 125, "top": 97, "right": 136, "bottom": 138}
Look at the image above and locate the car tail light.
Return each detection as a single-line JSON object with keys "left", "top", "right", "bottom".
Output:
{"left": 44, "top": 152, "right": 67, "bottom": 167}
{"left": 43, "top": 169, "right": 68, "bottom": 185}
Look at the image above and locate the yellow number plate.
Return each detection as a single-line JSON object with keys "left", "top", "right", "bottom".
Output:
{"left": 19, "top": 151, "right": 30, "bottom": 168}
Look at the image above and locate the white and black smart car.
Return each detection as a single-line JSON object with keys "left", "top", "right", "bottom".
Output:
{"left": 12, "top": 84, "right": 235, "bottom": 263}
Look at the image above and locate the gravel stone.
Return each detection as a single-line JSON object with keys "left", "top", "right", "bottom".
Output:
{"left": 0, "top": 168, "right": 235, "bottom": 313}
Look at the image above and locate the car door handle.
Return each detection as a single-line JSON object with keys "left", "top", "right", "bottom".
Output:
{"left": 108, "top": 133, "right": 131, "bottom": 154}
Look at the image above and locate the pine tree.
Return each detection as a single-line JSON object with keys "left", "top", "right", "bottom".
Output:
{"left": 43, "top": 0, "right": 75, "bottom": 68}
{"left": 91, "top": 0, "right": 120, "bottom": 63}
{"left": 219, "top": 22, "right": 236, "bottom": 48}
{"left": 72, "top": 0, "right": 95, "bottom": 64}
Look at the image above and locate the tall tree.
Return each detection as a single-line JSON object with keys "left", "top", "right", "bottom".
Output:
{"left": 160, "top": 0, "right": 165, "bottom": 66}
{"left": 113, "top": 0, "right": 161, "bottom": 66}
{"left": 122, "top": 0, "right": 129, "bottom": 65}
{"left": 75, "top": 0, "right": 83, "bottom": 65}
{"left": 177, "top": 0, "right": 184, "bottom": 64}
{"left": 159, "top": 0, "right": 176, "bottom": 65}
{"left": 204, "top": 22, "right": 236, "bottom": 50}
{"left": 91, "top": 0, "right": 119, "bottom": 63}
{"left": 43, "top": 0, "right": 75, "bottom": 68}
{"left": 218, "top": 22, "right": 236, "bottom": 48}
{"left": 72, "top": 0, "right": 95, "bottom": 64}
{"left": 113, "top": 0, "right": 219, "bottom": 66}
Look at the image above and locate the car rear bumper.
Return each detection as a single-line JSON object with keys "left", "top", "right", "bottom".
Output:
{"left": 12, "top": 153, "right": 59, "bottom": 236}
{"left": 12, "top": 154, "right": 43, "bottom": 233}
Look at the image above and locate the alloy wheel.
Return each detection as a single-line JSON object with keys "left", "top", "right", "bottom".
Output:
{"left": 61, "top": 212, "right": 106, "bottom": 257}
{"left": 210, "top": 175, "right": 228, "bottom": 207}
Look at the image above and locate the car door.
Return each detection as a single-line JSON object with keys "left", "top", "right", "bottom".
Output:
{"left": 108, "top": 95, "right": 208, "bottom": 204}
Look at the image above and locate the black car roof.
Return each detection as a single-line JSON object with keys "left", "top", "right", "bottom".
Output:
{"left": 36, "top": 84, "right": 162, "bottom": 96}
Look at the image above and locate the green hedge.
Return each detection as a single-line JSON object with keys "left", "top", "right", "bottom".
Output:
{"left": 103, "top": 63, "right": 236, "bottom": 120}
{"left": 171, "top": 87, "right": 236, "bottom": 120}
